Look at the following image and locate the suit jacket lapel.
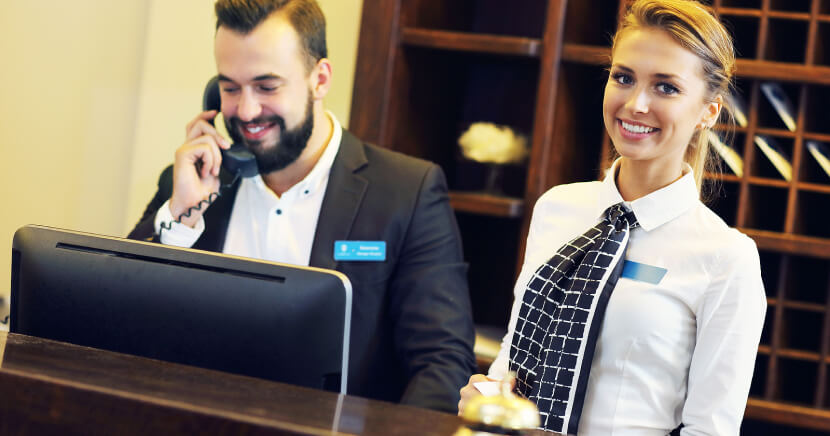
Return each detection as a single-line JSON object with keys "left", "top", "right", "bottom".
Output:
{"left": 309, "top": 130, "right": 369, "bottom": 270}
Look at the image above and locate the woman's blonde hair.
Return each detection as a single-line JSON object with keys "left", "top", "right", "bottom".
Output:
{"left": 611, "top": 0, "right": 736, "bottom": 198}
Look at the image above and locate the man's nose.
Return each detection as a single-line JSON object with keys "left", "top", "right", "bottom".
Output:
{"left": 237, "top": 88, "right": 261, "bottom": 121}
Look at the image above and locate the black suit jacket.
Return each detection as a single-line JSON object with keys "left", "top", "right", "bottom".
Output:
{"left": 129, "top": 130, "right": 476, "bottom": 412}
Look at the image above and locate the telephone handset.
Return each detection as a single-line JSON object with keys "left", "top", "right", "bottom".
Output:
{"left": 157, "top": 77, "right": 259, "bottom": 238}
{"left": 202, "top": 75, "right": 259, "bottom": 178}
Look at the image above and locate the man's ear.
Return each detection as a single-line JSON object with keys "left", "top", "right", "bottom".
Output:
{"left": 310, "top": 58, "right": 332, "bottom": 100}
{"left": 702, "top": 94, "right": 723, "bottom": 128}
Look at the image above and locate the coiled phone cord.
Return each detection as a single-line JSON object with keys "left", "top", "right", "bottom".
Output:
{"left": 157, "top": 171, "right": 242, "bottom": 240}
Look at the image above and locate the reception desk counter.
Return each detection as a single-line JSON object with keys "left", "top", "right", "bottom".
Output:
{"left": 0, "top": 332, "right": 554, "bottom": 435}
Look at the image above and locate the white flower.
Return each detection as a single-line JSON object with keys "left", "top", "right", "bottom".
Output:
{"left": 458, "top": 122, "right": 528, "bottom": 165}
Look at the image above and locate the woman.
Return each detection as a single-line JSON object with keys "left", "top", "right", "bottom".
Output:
{"left": 458, "top": 1, "right": 766, "bottom": 434}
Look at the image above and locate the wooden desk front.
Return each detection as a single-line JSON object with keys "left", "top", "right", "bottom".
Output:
{"left": 0, "top": 332, "right": 553, "bottom": 435}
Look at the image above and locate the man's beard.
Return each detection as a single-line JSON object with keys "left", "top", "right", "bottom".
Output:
{"left": 225, "top": 94, "right": 314, "bottom": 174}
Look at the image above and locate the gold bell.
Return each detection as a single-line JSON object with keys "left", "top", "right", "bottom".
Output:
{"left": 454, "top": 373, "right": 540, "bottom": 435}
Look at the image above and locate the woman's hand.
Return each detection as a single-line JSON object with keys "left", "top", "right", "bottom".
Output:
{"left": 458, "top": 374, "right": 499, "bottom": 415}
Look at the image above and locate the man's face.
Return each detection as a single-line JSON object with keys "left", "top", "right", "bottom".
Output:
{"left": 214, "top": 13, "right": 316, "bottom": 174}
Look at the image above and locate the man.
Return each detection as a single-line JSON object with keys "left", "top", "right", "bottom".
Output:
{"left": 128, "top": 0, "right": 475, "bottom": 413}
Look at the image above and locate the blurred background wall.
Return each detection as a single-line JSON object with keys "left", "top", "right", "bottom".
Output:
{"left": 0, "top": 0, "right": 364, "bottom": 315}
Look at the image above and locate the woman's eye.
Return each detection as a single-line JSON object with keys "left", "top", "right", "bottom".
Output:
{"left": 221, "top": 87, "right": 239, "bottom": 94}
{"left": 656, "top": 83, "right": 680, "bottom": 95}
{"left": 612, "top": 72, "right": 633, "bottom": 85}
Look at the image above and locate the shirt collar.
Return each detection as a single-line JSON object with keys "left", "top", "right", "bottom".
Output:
{"left": 251, "top": 110, "right": 343, "bottom": 199}
{"left": 596, "top": 158, "right": 699, "bottom": 231}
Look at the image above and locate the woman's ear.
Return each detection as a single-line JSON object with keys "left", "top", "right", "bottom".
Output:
{"left": 701, "top": 94, "right": 724, "bottom": 128}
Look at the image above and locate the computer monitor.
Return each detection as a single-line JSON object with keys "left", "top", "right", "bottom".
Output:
{"left": 9, "top": 225, "right": 352, "bottom": 394}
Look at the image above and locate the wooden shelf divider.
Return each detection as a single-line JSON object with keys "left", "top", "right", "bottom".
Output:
{"left": 804, "top": 132, "right": 830, "bottom": 143}
{"left": 755, "top": 127, "right": 797, "bottom": 138}
{"left": 742, "top": 228, "right": 830, "bottom": 259}
{"left": 758, "top": 345, "right": 822, "bottom": 362}
{"left": 449, "top": 192, "right": 525, "bottom": 218}
{"left": 736, "top": 59, "right": 830, "bottom": 85}
{"left": 706, "top": 172, "right": 742, "bottom": 183}
{"left": 717, "top": 7, "right": 764, "bottom": 17}
{"left": 718, "top": 8, "right": 812, "bottom": 20}
{"left": 797, "top": 182, "right": 830, "bottom": 194}
{"left": 400, "top": 28, "right": 542, "bottom": 57}
{"left": 562, "top": 43, "right": 830, "bottom": 85}
{"left": 561, "top": 43, "right": 609, "bottom": 65}
{"left": 746, "top": 398, "right": 830, "bottom": 432}
{"left": 766, "top": 298, "right": 828, "bottom": 313}
{"left": 745, "top": 177, "right": 792, "bottom": 188}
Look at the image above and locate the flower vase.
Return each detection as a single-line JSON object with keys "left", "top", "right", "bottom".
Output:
{"left": 482, "top": 163, "right": 506, "bottom": 196}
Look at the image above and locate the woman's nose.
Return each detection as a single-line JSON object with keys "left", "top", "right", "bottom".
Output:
{"left": 625, "top": 87, "right": 650, "bottom": 114}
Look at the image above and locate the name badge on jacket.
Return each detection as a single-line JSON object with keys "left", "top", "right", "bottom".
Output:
{"left": 334, "top": 241, "right": 386, "bottom": 261}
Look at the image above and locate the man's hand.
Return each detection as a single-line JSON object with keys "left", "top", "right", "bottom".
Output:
{"left": 170, "top": 110, "right": 232, "bottom": 227}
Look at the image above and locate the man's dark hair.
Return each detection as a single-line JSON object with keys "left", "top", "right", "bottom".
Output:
{"left": 215, "top": 0, "right": 327, "bottom": 72}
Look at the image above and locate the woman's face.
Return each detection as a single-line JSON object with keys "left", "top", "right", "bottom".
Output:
{"left": 603, "top": 27, "right": 720, "bottom": 172}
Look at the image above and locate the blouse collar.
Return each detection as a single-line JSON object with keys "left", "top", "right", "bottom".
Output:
{"left": 596, "top": 158, "right": 700, "bottom": 232}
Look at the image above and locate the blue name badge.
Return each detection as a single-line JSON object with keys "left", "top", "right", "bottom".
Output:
{"left": 621, "top": 260, "right": 667, "bottom": 285}
{"left": 334, "top": 241, "right": 386, "bottom": 262}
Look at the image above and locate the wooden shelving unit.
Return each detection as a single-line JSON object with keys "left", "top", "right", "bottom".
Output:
{"left": 349, "top": 0, "right": 830, "bottom": 433}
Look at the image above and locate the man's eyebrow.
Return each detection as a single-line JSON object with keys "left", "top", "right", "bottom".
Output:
{"left": 252, "top": 74, "right": 283, "bottom": 81}
{"left": 216, "top": 73, "right": 284, "bottom": 83}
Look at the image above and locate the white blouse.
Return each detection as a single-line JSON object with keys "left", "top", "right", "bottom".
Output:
{"left": 489, "top": 162, "right": 766, "bottom": 435}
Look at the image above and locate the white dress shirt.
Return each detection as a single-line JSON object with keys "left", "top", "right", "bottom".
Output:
{"left": 155, "top": 111, "right": 343, "bottom": 266}
{"left": 490, "top": 160, "right": 766, "bottom": 435}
